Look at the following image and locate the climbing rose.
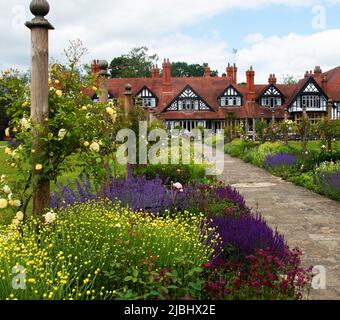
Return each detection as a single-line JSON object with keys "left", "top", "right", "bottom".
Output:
{"left": 58, "top": 129, "right": 67, "bottom": 140}
{"left": 16, "top": 211, "right": 24, "bottom": 221}
{"left": 89, "top": 142, "right": 100, "bottom": 152}
{"left": 0, "top": 199, "right": 8, "bottom": 209}
{"left": 55, "top": 90, "right": 63, "bottom": 97}
{"left": 3, "top": 185, "right": 11, "bottom": 194}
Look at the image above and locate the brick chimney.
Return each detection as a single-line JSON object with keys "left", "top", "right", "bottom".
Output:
{"left": 246, "top": 66, "right": 255, "bottom": 101}
{"left": 314, "top": 66, "right": 322, "bottom": 80}
{"left": 91, "top": 59, "right": 100, "bottom": 75}
{"left": 151, "top": 65, "right": 160, "bottom": 78}
{"left": 162, "top": 58, "right": 172, "bottom": 92}
{"left": 268, "top": 74, "right": 277, "bottom": 85}
{"left": 203, "top": 64, "right": 211, "bottom": 78}
{"left": 232, "top": 63, "right": 238, "bottom": 84}
{"left": 226, "top": 63, "right": 233, "bottom": 82}
{"left": 321, "top": 74, "right": 328, "bottom": 91}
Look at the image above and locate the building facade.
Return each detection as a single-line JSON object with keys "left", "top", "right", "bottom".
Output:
{"left": 91, "top": 59, "right": 340, "bottom": 133}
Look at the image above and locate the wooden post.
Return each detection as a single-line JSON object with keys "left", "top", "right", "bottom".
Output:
{"left": 252, "top": 118, "right": 256, "bottom": 141}
{"left": 124, "top": 83, "right": 132, "bottom": 118}
{"left": 327, "top": 99, "right": 333, "bottom": 152}
{"left": 124, "top": 84, "right": 132, "bottom": 180}
{"left": 284, "top": 108, "right": 289, "bottom": 145}
{"left": 25, "top": 0, "right": 54, "bottom": 217}
{"left": 98, "top": 60, "right": 109, "bottom": 103}
{"left": 301, "top": 106, "right": 308, "bottom": 150}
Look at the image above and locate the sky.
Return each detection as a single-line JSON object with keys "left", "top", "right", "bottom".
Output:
{"left": 1, "top": 0, "right": 340, "bottom": 83}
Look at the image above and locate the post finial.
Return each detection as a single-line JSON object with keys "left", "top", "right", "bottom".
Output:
{"left": 30, "top": 0, "right": 50, "bottom": 17}
{"left": 26, "top": 0, "right": 54, "bottom": 30}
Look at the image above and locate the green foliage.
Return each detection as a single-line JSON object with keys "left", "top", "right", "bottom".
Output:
{"left": 171, "top": 62, "right": 218, "bottom": 77}
{"left": 109, "top": 47, "right": 159, "bottom": 78}
{"left": 224, "top": 139, "right": 256, "bottom": 157}
{"left": 281, "top": 74, "right": 298, "bottom": 85}
{"left": 132, "top": 163, "right": 208, "bottom": 184}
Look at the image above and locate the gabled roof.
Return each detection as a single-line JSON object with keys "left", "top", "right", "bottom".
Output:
{"left": 256, "top": 84, "right": 287, "bottom": 100}
{"left": 218, "top": 84, "right": 243, "bottom": 98}
{"left": 104, "top": 65, "right": 340, "bottom": 120}
{"left": 285, "top": 76, "right": 328, "bottom": 107}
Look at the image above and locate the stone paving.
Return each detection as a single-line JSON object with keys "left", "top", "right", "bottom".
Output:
{"left": 219, "top": 153, "right": 340, "bottom": 300}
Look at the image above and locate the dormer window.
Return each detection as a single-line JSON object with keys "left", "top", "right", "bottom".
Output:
{"left": 166, "top": 86, "right": 212, "bottom": 112}
{"left": 219, "top": 86, "right": 242, "bottom": 107}
{"left": 289, "top": 79, "right": 328, "bottom": 113}
{"left": 260, "top": 86, "right": 282, "bottom": 108}
{"left": 136, "top": 87, "right": 157, "bottom": 108}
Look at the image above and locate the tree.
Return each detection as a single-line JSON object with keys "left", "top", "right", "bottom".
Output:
{"left": 109, "top": 47, "right": 159, "bottom": 78}
{"left": 171, "top": 62, "right": 218, "bottom": 77}
{"left": 281, "top": 75, "right": 298, "bottom": 85}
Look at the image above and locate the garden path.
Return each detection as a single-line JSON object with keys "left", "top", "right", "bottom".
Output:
{"left": 218, "top": 153, "right": 340, "bottom": 300}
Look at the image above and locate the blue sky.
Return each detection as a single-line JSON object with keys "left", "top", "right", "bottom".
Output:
{"left": 1, "top": 0, "right": 340, "bottom": 83}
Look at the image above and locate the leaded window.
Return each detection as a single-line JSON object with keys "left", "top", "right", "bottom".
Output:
{"left": 136, "top": 87, "right": 157, "bottom": 108}
{"left": 289, "top": 79, "right": 328, "bottom": 113}
{"left": 220, "top": 86, "right": 242, "bottom": 107}
{"left": 259, "top": 86, "right": 282, "bottom": 108}
{"left": 166, "top": 86, "right": 212, "bottom": 111}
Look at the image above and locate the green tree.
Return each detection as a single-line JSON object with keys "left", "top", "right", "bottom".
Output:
{"left": 109, "top": 47, "right": 159, "bottom": 78}
{"left": 281, "top": 75, "right": 298, "bottom": 85}
{"left": 171, "top": 62, "right": 218, "bottom": 77}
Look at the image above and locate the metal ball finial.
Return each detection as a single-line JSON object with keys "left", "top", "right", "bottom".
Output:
{"left": 125, "top": 83, "right": 132, "bottom": 91}
{"left": 30, "top": 0, "right": 50, "bottom": 17}
{"left": 98, "top": 60, "right": 109, "bottom": 70}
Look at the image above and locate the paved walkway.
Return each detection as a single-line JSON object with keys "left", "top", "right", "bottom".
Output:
{"left": 219, "top": 153, "right": 340, "bottom": 300}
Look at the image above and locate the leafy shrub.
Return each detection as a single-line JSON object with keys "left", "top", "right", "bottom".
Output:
{"left": 132, "top": 163, "right": 208, "bottom": 184}
{"left": 264, "top": 153, "right": 298, "bottom": 178}
{"left": 0, "top": 201, "right": 220, "bottom": 300}
{"left": 224, "top": 139, "right": 256, "bottom": 157}
{"left": 314, "top": 161, "right": 340, "bottom": 200}
{"left": 289, "top": 173, "right": 320, "bottom": 193}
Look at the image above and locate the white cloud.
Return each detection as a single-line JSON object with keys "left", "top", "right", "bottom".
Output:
{"left": 1, "top": 0, "right": 340, "bottom": 82}
{"left": 243, "top": 33, "right": 264, "bottom": 44}
{"left": 236, "top": 29, "right": 340, "bottom": 83}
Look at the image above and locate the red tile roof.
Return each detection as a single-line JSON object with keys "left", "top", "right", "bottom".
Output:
{"left": 102, "top": 65, "right": 340, "bottom": 121}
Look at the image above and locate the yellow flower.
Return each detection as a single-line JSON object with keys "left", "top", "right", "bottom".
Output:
{"left": 5, "top": 128, "right": 10, "bottom": 137}
{"left": 22, "top": 101, "right": 28, "bottom": 107}
{"left": 35, "top": 164, "right": 43, "bottom": 171}
{"left": 82, "top": 106, "right": 87, "bottom": 111}
{"left": 4, "top": 147, "right": 12, "bottom": 155}
{"left": 83, "top": 141, "right": 90, "bottom": 147}
{"left": 55, "top": 90, "right": 63, "bottom": 97}
{"left": 31, "top": 149, "right": 36, "bottom": 154}
{"left": 106, "top": 107, "right": 114, "bottom": 116}
{"left": 54, "top": 80, "right": 60, "bottom": 84}
{"left": 16, "top": 211, "right": 24, "bottom": 221}
{"left": 92, "top": 86, "right": 98, "bottom": 91}
{"left": 0, "top": 199, "right": 8, "bottom": 209}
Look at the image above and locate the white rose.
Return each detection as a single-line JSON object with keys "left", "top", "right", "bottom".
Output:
{"left": 0, "top": 175, "right": 6, "bottom": 183}
{"left": 89, "top": 142, "right": 100, "bottom": 152}
{"left": 45, "top": 211, "right": 57, "bottom": 224}
{"left": 16, "top": 211, "right": 24, "bottom": 221}
{"left": 58, "top": 129, "right": 67, "bottom": 140}
{"left": 3, "top": 185, "right": 11, "bottom": 194}
{"left": 21, "top": 118, "right": 31, "bottom": 130}
{"left": 13, "top": 200, "right": 21, "bottom": 207}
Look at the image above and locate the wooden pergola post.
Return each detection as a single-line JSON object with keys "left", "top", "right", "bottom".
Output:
{"left": 98, "top": 60, "right": 109, "bottom": 103}
{"left": 284, "top": 108, "right": 289, "bottom": 145}
{"left": 124, "top": 83, "right": 132, "bottom": 118}
{"left": 25, "top": 0, "right": 54, "bottom": 216}
{"left": 124, "top": 84, "right": 132, "bottom": 180}
{"left": 327, "top": 99, "right": 333, "bottom": 152}
{"left": 301, "top": 106, "right": 308, "bottom": 150}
